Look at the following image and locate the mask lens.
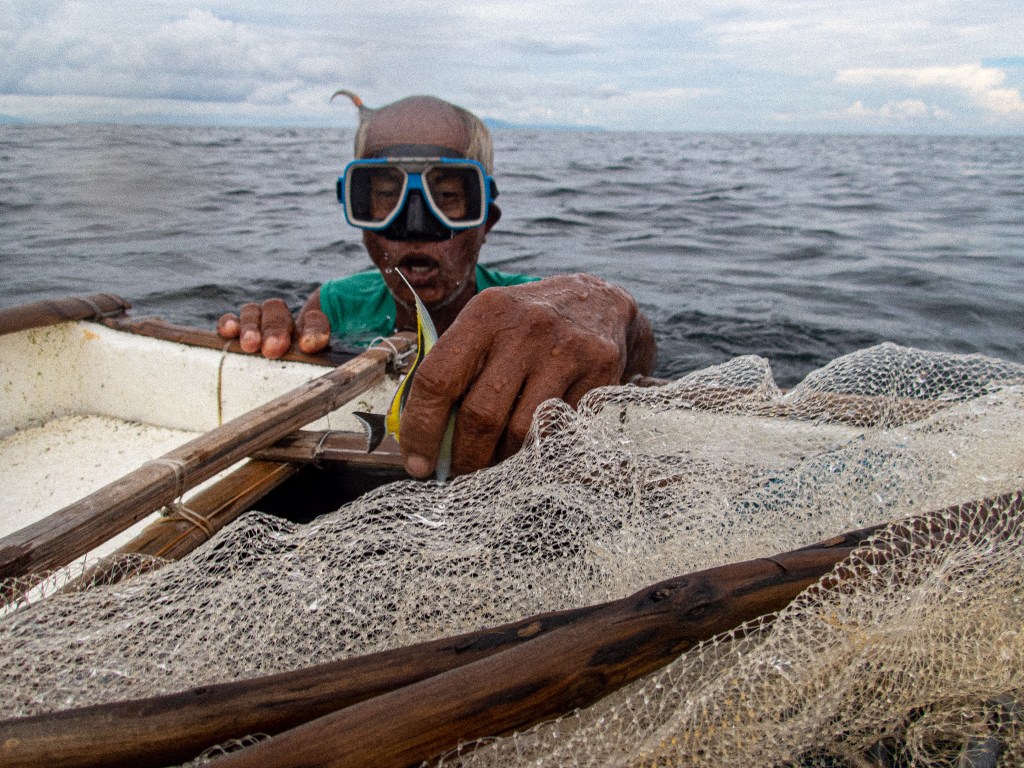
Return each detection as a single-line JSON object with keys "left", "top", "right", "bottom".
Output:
{"left": 347, "top": 165, "right": 407, "bottom": 226}
{"left": 423, "top": 164, "right": 485, "bottom": 226}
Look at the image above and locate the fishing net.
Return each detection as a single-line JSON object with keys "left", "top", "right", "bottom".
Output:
{"left": 2, "top": 342, "right": 1024, "bottom": 767}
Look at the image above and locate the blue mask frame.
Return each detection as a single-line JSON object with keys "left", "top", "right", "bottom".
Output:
{"left": 337, "top": 157, "right": 497, "bottom": 233}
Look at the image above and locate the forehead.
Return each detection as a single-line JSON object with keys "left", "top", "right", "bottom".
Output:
{"left": 362, "top": 102, "right": 470, "bottom": 158}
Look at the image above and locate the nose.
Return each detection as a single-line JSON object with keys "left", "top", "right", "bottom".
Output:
{"left": 403, "top": 191, "right": 434, "bottom": 236}
{"left": 381, "top": 189, "right": 452, "bottom": 242}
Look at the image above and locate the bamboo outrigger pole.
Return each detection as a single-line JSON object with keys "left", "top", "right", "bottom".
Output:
{"left": 76, "top": 432, "right": 406, "bottom": 588}
{"left": 63, "top": 459, "right": 302, "bottom": 591}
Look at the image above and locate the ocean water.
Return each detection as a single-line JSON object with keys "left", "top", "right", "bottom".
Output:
{"left": 1, "top": 123, "right": 1021, "bottom": 387}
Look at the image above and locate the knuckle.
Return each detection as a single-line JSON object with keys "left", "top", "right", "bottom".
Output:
{"left": 238, "top": 303, "right": 261, "bottom": 322}
{"left": 594, "top": 358, "right": 624, "bottom": 383}
{"left": 594, "top": 336, "right": 624, "bottom": 366}
{"left": 408, "top": 364, "right": 450, "bottom": 400}
{"left": 458, "top": 399, "right": 508, "bottom": 436}
{"left": 506, "top": 414, "right": 532, "bottom": 445}
{"left": 468, "top": 287, "right": 508, "bottom": 312}
{"left": 309, "top": 310, "right": 330, "bottom": 332}
{"left": 526, "top": 311, "right": 557, "bottom": 336}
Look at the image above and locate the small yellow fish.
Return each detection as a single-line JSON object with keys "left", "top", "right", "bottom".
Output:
{"left": 354, "top": 272, "right": 456, "bottom": 481}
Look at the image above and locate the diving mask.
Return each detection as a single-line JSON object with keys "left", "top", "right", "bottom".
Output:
{"left": 337, "top": 157, "right": 497, "bottom": 241}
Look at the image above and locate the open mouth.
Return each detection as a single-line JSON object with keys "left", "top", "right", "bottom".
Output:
{"left": 397, "top": 255, "right": 440, "bottom": 286}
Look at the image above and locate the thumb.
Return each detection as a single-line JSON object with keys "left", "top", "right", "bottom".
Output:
{"left": 297, "top": 309, "right": 331, "bottom": 353}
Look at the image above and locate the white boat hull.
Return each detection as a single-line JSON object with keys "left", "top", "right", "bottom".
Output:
{"left": 0, "top": 320, "right": 395, "bottom": 557}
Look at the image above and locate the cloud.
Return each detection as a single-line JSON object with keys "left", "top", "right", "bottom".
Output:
{"left": 2, "top": 1, "right": 1023, "bottom": 133}
{"left": 844, "top": 99, "right": 950, "bottom": 121}
{"left": 837, "top": 64, "right": 1024, "bottom": 118}
{"left": 2, "top": 6, "right": 356, "bottom": 108}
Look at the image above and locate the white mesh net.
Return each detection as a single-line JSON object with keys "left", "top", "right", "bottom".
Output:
{"left": 2, "top": 342, "right": 1024, "bottom": 767}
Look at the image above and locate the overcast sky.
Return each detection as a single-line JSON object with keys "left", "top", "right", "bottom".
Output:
{"left": 2, "top": 1, "right": 1023, "bottom": 134}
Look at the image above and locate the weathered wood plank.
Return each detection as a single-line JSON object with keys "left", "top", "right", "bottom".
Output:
{"left": 104, "top": 315, "right": 360, "bottom": 367}
{"left": 252, "top": 429, "right": 404, "bottom": 468}
{"left": 213, "top": 546, "right": 851, "bottom": 768}
{"left": 215, "top": 491, "right": 1022, "bottom": 768}
{"left": 0, "top": 603, "right": 607, "bottom": 768}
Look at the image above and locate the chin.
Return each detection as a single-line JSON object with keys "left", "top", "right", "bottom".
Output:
{"left": 418, "top": 287, "right": 449, "bottom": 307}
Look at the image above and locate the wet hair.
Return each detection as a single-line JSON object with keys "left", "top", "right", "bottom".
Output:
{"left": 332, "top": 91, "right": 495, "bottom": 174}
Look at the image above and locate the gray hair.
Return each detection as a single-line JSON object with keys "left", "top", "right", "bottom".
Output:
{"left": 332, "top": 91, "right": 495, "bottom": 174}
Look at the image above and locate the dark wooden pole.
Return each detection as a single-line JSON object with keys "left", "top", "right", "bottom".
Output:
{"left": 0, "top": 498, "right": 1016, "bottom": 768}
{"left": 0, "top": 505, "right": 945, "bottom": 768}
{"left": 212, "top": 492, "right": 1023, "bottom": 768}
{"left": 0, "top": 603, "right": 607, "bottom": 768}
{"left": 210, "top": 541, "right": 860, "bottom": 768}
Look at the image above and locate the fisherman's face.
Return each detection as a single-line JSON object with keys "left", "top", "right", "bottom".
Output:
{"left": 359, "top": 98, "right": 493, "bottom": 311}
{"left": 363, "top": 224, "right": 488, "bottom": 311}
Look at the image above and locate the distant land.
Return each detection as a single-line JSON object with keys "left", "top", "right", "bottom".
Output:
{"left": 484, "top": 117, "right": 605, "bottom": 132}
{"left": 0, "top": 113, "right": 607, "bottom": 131}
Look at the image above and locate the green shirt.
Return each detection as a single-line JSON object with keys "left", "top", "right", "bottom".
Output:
{"left": 319, "top": 264, "right": 539, "bottom": 347}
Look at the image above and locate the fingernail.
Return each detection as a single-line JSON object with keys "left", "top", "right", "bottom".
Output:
{"left": 299, "top": 333, "right": 328, "bottom": 353}
{"left": 405, "top": 454, "right": 433, "bottom": 478}
{"left": 263, "top": 339, "right": 287, "bottom": 360}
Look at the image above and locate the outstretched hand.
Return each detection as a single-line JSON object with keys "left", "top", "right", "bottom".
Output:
{"left": 217, "top": 293, "right": 330, "bottom": 359}
{"left": 398, "top": 273, "right": 656, "bottom": 478}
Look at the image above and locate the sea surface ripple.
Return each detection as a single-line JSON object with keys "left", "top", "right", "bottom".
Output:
{"left": 1, "top": 124, "right": 1021, "bottom": 386}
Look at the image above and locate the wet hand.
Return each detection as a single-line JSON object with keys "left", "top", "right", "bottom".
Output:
{"left": 216, "top": 298, "right": 330, "bottom": 359}
{"left": 398, "top": 274, "right": 655, "bottom": 478}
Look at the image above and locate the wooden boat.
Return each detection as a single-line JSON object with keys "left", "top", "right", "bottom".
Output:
{"left": 2, "top": 295, "right": 1021, "bottom": 768}
{"left": 0, "top": 294, "right": 410, "bottom": 582}
{"left": 0, "top": 292, "right": 969, "bottom": 582}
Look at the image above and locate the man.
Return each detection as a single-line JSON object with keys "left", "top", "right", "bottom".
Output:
{"left": 219, "top": 94, "right": 656, "bottom": 479}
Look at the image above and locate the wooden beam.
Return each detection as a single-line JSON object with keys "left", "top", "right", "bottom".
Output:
{"left": 252, "top": 430, "right": 404, "bottom": 469}
{"left": 0, "top": 602, "right": 606, "bottom": 768}
{"left": 104, "top": 315, "right": 361, "bottom": 368}
{"left": 209, "top": 540, "right": 862, "bottom": 768}
{"left": 217, "top": 491, "right": 1023, "bottom": 768}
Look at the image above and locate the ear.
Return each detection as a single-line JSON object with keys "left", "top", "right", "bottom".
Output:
{"left": 484, "top": 203, "right": 502, "bottom": 232}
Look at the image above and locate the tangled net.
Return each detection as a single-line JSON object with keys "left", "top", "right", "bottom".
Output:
{"left": 2, "top": 343, "right": 1024, "bottom": 767}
